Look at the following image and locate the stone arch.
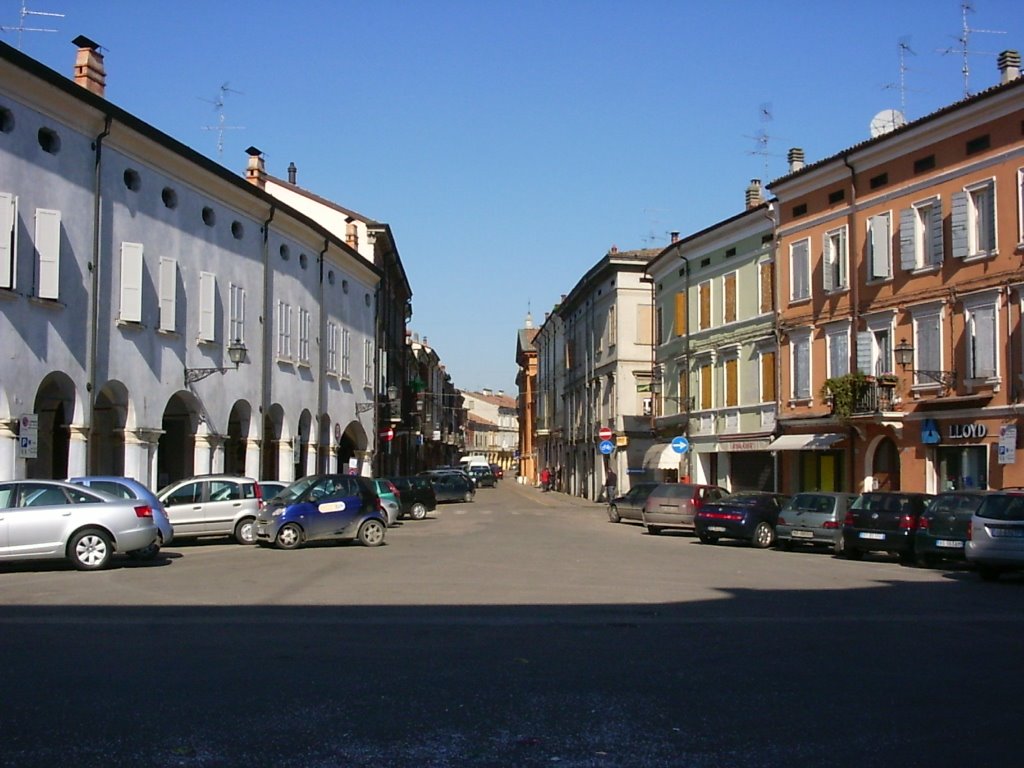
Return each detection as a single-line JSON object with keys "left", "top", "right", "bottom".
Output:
{"left": 295, "top": 408, "right": 313, "bottom": 479}
{"left": 261, "top": 403, "right": 292, "bottom": 481}
{"left": 318, "top": 413, "right": 333, "bottom": 473}
{"left": 29, "top": 371, "right": 81, "bottom": 479}
{"left": 225, "top": 399, "right": 256, "bottom": 476}
{"left": 89, "top": 379, "right": 134, "bottom": 476}
{"left": 865, "top": 432, "right": 901, "bottom": 492}
{"left": 338, "top": 419, "right": 368, "bottom": 473}
{"left": 157, "top": 390, "right": 202, "bottom": 487}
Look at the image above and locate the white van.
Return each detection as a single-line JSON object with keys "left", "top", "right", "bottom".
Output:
{"left": 459, "top": 455, "right": 490, "bottom": 472}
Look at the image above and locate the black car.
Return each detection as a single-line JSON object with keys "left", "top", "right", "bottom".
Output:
{"left": 914, "top": 490, "right": 988, "bottom": 567}
{"left": 841, "top": 491, "right": 934, "bottom": 563}
{"left": 693, "top": 491, "right": 790, "bottom": 548}
{"left": 388, "top": 476, "right": 437, "bottom": 520}
{"left": 467, "top": 466, "right": 497, "bottom": 488}
{"left": 423, "top": 472, "right": 476, "bottom": 503}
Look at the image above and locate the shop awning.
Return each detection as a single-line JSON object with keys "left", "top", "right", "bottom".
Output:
{"left": 643, "top": 443, "right": 682, "bottom": 470}
{"left": 766, "top": 433, "right": 846, "bottom": 451}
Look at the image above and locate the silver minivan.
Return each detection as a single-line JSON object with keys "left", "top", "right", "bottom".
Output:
{"left": 158, "top": 475, "right": 263, "bottom": 544}
{"left": 965, "top": 491, "right": 1024, "bottom": 581}
{"left": 775, "top": 492, "right": 858, "bottom": 553}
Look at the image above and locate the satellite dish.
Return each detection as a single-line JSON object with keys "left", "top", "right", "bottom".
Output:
{"left": 870, "top": 109, "right": 907, "bottom": 138}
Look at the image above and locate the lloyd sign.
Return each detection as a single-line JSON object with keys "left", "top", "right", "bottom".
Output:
{"left": 948, "top": 423, "right": 987, "bottom": 440}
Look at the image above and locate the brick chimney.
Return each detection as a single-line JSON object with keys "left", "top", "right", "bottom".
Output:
{"left": 72, "top": 36, "right": 105, "bottom": 97}
{"left": 745, "top": 179, "right": 764, "bottom": 209}
{"left": 787, "top": 147, "right": 805, "bottom": 173}
{"left": 287, "top": 161, "right": 297, "bottom": 184}
{"left": 244, "top": 146, "right": 265, "bottom": 189}
{"left": 998, "top": 50, "right": 1021, "bottom": 83}
{"left": 670, "top": 231, "right": 680, "bottom": 243}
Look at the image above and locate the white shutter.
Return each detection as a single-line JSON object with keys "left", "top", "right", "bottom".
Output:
{"left": 899, "top": 208, "right": 917, "bottom": 271}
{"left": 951, "top": 192, "right": 969, "bottom": 258}
{"left": 199, "top": 271, "right": 216, "bottom": 341}
{"left": 916, "top": 315, "right": 940, "bottom": 381}
{"left": 869, "top": 215, "right": 891, "bottom": 279}
{"left": 35, "top": 208, "right": 61, "bottom": 299}
{"left": 856, "top": 331, "right": 873, "bottom": 375}
{"left": 972, "top": 306, "right": 996, "bottom": 378}
{"left": 0, "top": 192, "right": 15, "bottom": 289}
{"left": 822, "top": 233, "right": 834, "bottom": 292}
{"left": 119, "top": 242, "right": 143, "bottom": 322}
{"left": 159, "top": 257, "right": 177, "bottom": 331}
{"left": 837, "top": 228, "right": 848, "bottom": 287}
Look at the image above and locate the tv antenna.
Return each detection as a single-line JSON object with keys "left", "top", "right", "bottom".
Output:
{"left": 744, "top": 102, "right": 780, "bottom": 176}
{"left": 938, "top": 1, "right": 1005, "bottom": 97}
{"left": 881, "top": 37, "right": 919, "bottom": 117}
{"left": 0, "top": 0, "right": 64, "bottom": 50}
{"left": 200, "top": 82, "right": 245, "bottom": 159}
{"left": 641, "top": 207, "right": 669, "bottom": 246}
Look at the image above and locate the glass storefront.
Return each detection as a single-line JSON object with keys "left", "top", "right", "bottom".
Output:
{"left": 937, "top": 445, "right": 988, "bottom": 490}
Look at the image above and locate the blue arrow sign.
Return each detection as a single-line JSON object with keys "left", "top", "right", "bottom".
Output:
{"left": 599, "top": 440, "right": 615, "bottom": 455}
{"left": 671, "top": 435, "right": 690, "bottom": 454}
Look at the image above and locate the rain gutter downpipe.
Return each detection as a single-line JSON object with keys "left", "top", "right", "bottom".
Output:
{"left": 317, "top": 238, "right": 329, "bottom": 472}
{"left": 763, "top": 201, "right": 781, "bottom": 492}
{"left": 260, "top": 204, "right": 276, "bottom": 476}
{"left": 86, "top": 114, "right": 112, "bottom": 472}
{"left": 843, "top": 153, "right": 858, "bottom": 493}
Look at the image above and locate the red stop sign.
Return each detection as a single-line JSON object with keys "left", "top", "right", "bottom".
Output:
{"left": 598, "top": 426, "right": 613, "bottom": 441}
{"left": 379, "top": 427, "right": 394, "bottom": 442}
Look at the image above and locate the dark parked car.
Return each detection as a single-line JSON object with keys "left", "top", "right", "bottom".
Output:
{"left": 841, "top": 491, "right": 934, "bottom": 563}
{"left": 693, "top": 492, "right": 790, "bottom": 548}
{"left": 489, "top": 464, "right": 504, "bottom": 480}
{"left": 468, "top": 465, "right": 497, "bottom": 488}
{"left": 642, "top": 483, "right": 728, "bottom": 535}
{"left": 608, "top": 482, "right": 659, "bottom": 524}
{"left": 775, "top": 492, "right": 859, "bottom": 553}
{"left": 388, "top": 476, "right": 437, "bottom": 520}
{"left": 914, "top": 490, "right": 988, "bottom": 567}
{"left": 426, "top": 472, "right": 476, "bottom": 503}
{"left": 255, "top": 474, "right": 386, "bottom": 549}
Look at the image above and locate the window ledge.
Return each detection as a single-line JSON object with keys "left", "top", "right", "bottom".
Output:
{"left": 909, "top": 264, "right": 942, "bottom": 276}
{"left": 788, "top": 296, "right": 811, "bottom": 306}
{"left": 276, "top": 357, "right": 295, "bottom": 367}
{"left": 963, "top": 250, "right": 997, "bottom": 264}
{"left": 29, "top": 296, "right": 64, "bottom": 309}
{"left": 788, "top": 398, "right": 813, "bottom": 409}
{"left": 0, "top": 288, "right": 18, "bottom": 301}
{"left": 116, "top": 319, "right": 146, "bottom": 330}
{"left": 156, "top": 328, "right": 179, "bottom": 338}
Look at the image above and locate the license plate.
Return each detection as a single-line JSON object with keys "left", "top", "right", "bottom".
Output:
{"left": 257, "top": 525, "right": 267, "bottom": 535}
{"left": 791, "top": 530, "right": 813, "bottom": 539}
{"left": 859, "top": 532, "right": 885, "bottom": 540}
{"left": 990, "top": 527, "right": 1024, "bottom": 538}
{"left": 708, "top": 526, "right": 727, "bottom": 533}
{"left": 935, "top": 539, "right": 964, "bottom": 548}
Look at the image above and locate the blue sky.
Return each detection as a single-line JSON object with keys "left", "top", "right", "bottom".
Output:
{"left": 5, "top": 0, "right": 1024, "bottom": 395}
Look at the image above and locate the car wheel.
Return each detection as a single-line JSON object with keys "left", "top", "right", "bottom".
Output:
{"left": 898, "top": 550, "right": 916, "bottom": 566}
{"left": 68, "top": 528, "right": 113, "bottom": 571}
{"left": 410, "top": 502, "right": 427, "bottom": 521}
{"left": 357, "top": 519, "right": 386, "bottom": 547}
{"left": 608, "top": 505, "right": 621, "bottom": 523}
{"left": 977, "top": 565, "right": 1001, "bottom": 582}
{"left": 463, "top": 491, "right": 474, "bottom": 503}
{"left": 776, "top": 539, "right": 793, "bottom": 551}
{"left": 234, "top": 516, "right": 256, "bottom": 545}
{"left": 646, "top": 525, "right": 661, "bottom": 535}
{"left": 832, "top": 535, "right": 845, "bottom": 556}
{"left": 697, "top": 531, "right": 717, "bottom": 545}
{"left": 915, "top": 552, "right": 936, "bottom": 568}
{"left": 842, "top": 546, "right": 863, "bottom": 560}
{"left": 275, "top": 523, "right": 303, "bottom": 550}
{"left": 752, "top": 522, "right": 775, "bottom": 549}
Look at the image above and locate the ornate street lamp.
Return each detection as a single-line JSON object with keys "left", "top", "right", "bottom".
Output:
{"left": 184, "top": 339, "right": 248, "bottom": 385}
{"left": 894, "top": 338, "right": 957, "bottom": 390}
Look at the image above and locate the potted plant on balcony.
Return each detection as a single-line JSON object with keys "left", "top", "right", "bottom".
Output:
{"left": 820, "top": 371, "right": 869, "bottom": 421}
{"left": 877, "top": 373, "right": 900, "bottom": 386}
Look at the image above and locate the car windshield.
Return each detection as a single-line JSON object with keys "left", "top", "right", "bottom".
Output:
{"left": 786, "top": 495, "right": 833, "bottom": 512}
{"left": 717, "top": 494, "right": 764, "bottom": 506}
{"left": 275, "top": 476, "right": 342, "bottom": 503}
{"left": 977, "top": 494, "right": 1024, "bottom": 521}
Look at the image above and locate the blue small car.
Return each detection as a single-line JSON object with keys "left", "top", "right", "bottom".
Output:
{"left": 69, "top": 475, "right": 174, "bottom": 558}
{"left": 693, "top": 491, "right": 790, "bottom": 548}
{"left": 255, "top": 474, "right": 387, "bottom": 550}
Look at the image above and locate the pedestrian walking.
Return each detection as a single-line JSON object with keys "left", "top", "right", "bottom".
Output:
{"left": 540, "top": 466, "right": 551, "bottom": 492}
{"left": 604, "top": 468, "right": 617, "bottom": 503}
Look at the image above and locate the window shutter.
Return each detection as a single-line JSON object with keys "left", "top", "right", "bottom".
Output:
{"left": 119, "top": 242, "right": 143, "bottom": 322}
{"left": 916, "top": 315, "right": 940, "bottom": 380}
{"left": 972, "top": 306, "right": 996, "bottom": 378}
{"left": 700, "top": 365, "right": 712, "bottom": 408}
{"left": 637, "top": 305, "right": 652, "bottom": 345}
{"left": 870, "top": 215, "right": 891, "bottom": 278}
{"left": 35, "top": 208, "right": 61, "bottom": 300}
{"left": 951, "top": 191, "right": 969, "bottom": 258}
{"left": 699, "top": 282, "right": 711, "bottom": 329}
{"left": 830, "top": 331, "right": 849, "bottom": 377}
{"left": 794, "top": 339, "right": 810, "bottom": 399}
{"left": 159, "top": 257, "right": 177, "bottom": 331}
{"left": 928, "top": 202, "right": 944, "bottom": 265}
{"left": 724, "top": 274, "right": 737, "bottom": 323}
{"left": 791, "top": 240, "right": 809, "bottom": 300}
{"left": 822, "top": 233, "right": 834, "bottom": 292}
{"left": 837, "top": 228, "right": 848, "bottom": 288}
{"left": 199, "top": 271, "right": 216, "bottom": 341}
{"left": 725, "top": 357, "right": 738, "bottom": 406}
{"left": 899, "top": 208, "right": 917, "bottom": 271}
{"left": 759, "top": 262, "right": 774, "bottom": 313}
{"left": 0, "top": 192, "right": 14, "bottom": 289}
{"left": 674, "top": 291, "right": 686, "bottom": 336}
{"left": 855, "top": 331, "right": 873, "bottom": 374}
{"left": 761, "top": 351, "right": 775, "bottom": 402}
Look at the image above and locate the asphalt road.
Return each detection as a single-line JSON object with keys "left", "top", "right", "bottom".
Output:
{"left": 1, "top": 481, "right": 1022, "bottom": 767}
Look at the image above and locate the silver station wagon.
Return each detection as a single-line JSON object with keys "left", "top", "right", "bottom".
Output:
{"left": 774, "top": 492, "right": 858, "bottom": 553}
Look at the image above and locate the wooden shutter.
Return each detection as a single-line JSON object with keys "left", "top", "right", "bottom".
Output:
{"left": 951, "top": 191, "right": 969, "bottom": 258}
{"left": 674, "top": 291, "right": 687, "bottom": 336}
{"left": 0, "top": 192, "right": 14, "bottom": 290}
{"left": 699, "top": 282, "right": 711, "bottom": 330}
{"left": 855, "top": 331, "right": 873, "bottom": 375}
{"left": 199, "top": 271, "right": 216, "bottom": 341}
{"left": 35, "top": 208, "right": 60, "bottom": 299}
{"left": 794, "top": 338, "right": 810, "bottom": 398}
{"left": 822, "top": 232, "right": 834, "bottom": 292}
{"left": 700, "top": 364, "right": 712, "bottom": 408}
{"left": 759, "top": 262, "right": 774, "bottom": 313}
{"left": 761, "top": 351, "right": 775, "bottom": 402}
{"left": 637, "top": 305, "right": 652, "bottom": 345}
{"left": 928, "top": 201, "right": 944, "bottom": 265}
{"left": 899, "top": 208, "right": 917, "bottom": 271}
{"left": 972, "top": 306, "right": 996, "bottom": 377}
{"left": 869, "top": 215, "right": 890, "bottom": 278}
{"left": 119, "top": 242, "right": 143, "bottom": 322}
{"left": 678, "top": 370, "right": 689, "bottom": 406}
{"left": 725, "top": 357, "right": 738, "bottom": 406}
{"left": 159, "top": 257, "right": 177, "bottom": 331}
{"left": 724, "top": 274, "right": 737, "bottom": 323}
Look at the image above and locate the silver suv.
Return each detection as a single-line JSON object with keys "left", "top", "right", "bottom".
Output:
{"left": 157, "top": 475, "right": 263, "bottom": 544}
{"left": 965, "top": 491, "right": 1024, "bottom": 581}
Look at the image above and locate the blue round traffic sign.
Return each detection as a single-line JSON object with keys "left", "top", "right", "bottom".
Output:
{"left": 599, "top": 440, "right": 615, "bottom": 455}
{"left": 671, "top": 435, "right": 690, "bottom": 454}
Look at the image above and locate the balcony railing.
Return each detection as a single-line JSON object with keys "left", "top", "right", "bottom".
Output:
{"left": 850, "top": 379, "right": 898, "bottom": 415}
